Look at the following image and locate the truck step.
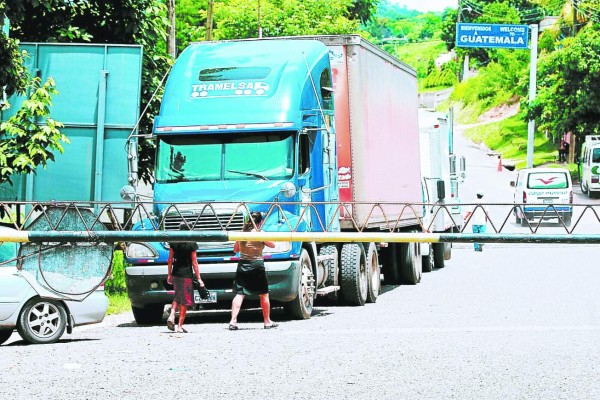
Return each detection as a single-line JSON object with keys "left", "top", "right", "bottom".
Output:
{"left": 316, "top": 286, "right": 340, "bottom": 296}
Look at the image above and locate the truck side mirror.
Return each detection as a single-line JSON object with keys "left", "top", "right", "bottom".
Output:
{"left": 510, "top": 181, "right": 516, "bottom": 187}
{"left": 436, "top": 180, "right": 445, "bottom": 200}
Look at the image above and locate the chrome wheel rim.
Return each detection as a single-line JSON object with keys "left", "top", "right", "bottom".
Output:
{"left": 27, "top": 302, "right": 62, "bottom": 339}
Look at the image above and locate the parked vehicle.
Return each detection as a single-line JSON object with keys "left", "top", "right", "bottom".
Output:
{"left": 578, "top": 135, "right": 600, "bottom": 198}
{"left": 418, "top": 108, "right": 466, "bottom": 270}
{"left": 124, "top": 35, "right": 455, "bottom": 324}
{"left": 510, "top": 168, "right": 573, "bottom": 226}
{"left": 0, "top": 229, "right": 108, "bottom": 345}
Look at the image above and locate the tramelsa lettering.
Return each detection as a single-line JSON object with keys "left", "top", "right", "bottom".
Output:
{"left": 190, "top": 81, "right": 270, "bottom": 98}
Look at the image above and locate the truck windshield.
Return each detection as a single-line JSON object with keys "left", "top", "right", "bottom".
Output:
{"left": 155, "top": 133, "right": 294, "bottom": 183}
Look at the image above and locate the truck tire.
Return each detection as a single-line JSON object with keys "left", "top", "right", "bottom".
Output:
{"left": 422, "top": 245, "right": 434, "bottom": 273}
{"left": 432, "top": 243, "right": 445, "bottom": 269}
{"left": 444, "top": 242, "right": 452, "bottom": 260}
{"left": 381, "top": 244, "right": 400, "bottom": 284}
{"left": 284, "top": 249, "right": 315, "bottom": 319}
{"left": 564, "top": 214, "right": 572, "bottom": 227}
{"left": 132, "top": 304, "right": 165, "bottom": 325}
{"left": 399, "top": 242, "right": 421, "bottom": 285}
{"left": 0, "top": 330, "right": 13, "bottom": 345}
{"left": 17, "top": 297, "right": 67, "bottom": 344}
{"left": 515, "top": 210, "right": 522, "bottom": 224}
{"left": 340, "top": 243, "right": 368, "bottom": 306}
{"left": 365, "top": 243, "right": 380, "bottom": 303}
{"left": 319, "top": 244, "right": 339, "bottom": 302}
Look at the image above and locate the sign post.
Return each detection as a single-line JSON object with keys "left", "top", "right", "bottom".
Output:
{"left": 456, "top": 23, "right": 537, "bottom": 168}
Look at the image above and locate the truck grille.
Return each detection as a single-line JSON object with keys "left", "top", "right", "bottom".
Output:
{"left": 162, "top": 210, "right": 244, "bottom": 232}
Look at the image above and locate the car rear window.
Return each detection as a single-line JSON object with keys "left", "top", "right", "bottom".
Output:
{"left": 527, "top": 172, "right": 569, "bottom": 189}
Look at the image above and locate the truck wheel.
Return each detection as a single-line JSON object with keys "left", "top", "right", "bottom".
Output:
{"left": 0, "top": 330, "right": 13, "bottom": 345}
{"left": 564, "top": 214, "right": 572, "bottom": 227}
{"left": 132, "top": 304, "right": 165, "bottom": 325}
{"left": 365, "top": 243, "right": 380, "bottom": 303}
{"left": 17, "top": 297, "right": 67, "bottom": 344}
{"left": 422, "top": 245, "right": 434, "bottom": 273}
{"left": 515, "top": 210, "right": 522, "bottom": 224}
{"left": 521, "top": 215, "right": 528, "bottom": 227}
{"left": 444, "top": 242, "right": 452, "bottom": 260}
{"left": 340, "top": 243, "right": 368, "bottom": 306}
{"left": 399, "top": 242, "right": 421, "bottom": 285}
{"left": 380, "top": 244, "right": 400, "bottom": 284}
{"left": 432, "top": 243, "right": 445, "bottom": 269}
{"left": 319, "top": 245, "right": 339, "bottom": 302}
{"left": 284, "top": 249, "right": 315, "bottom": 319}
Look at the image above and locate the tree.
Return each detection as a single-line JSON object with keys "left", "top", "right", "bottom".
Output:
{"left": 2, "top": 0, "right": 172, "bottom": 185}
{"left": 0, "top": 77, "right": 69, "bottom": 185}
{"left": 527, "top": 24, "right": 600, "bottom": 140}
{"left": 213, "top": 0, "right": 359, "bottom": 39}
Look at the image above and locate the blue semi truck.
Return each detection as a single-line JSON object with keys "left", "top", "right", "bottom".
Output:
{"left": 124, "top": 35, "right": 455, "bottom": 324}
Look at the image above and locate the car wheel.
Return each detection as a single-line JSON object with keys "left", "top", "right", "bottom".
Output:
{"left": 284, "top": 249, "right": 315, "bottom": 319}
{"left": 132, "top": 304, "right": 165, "bottom": 325}
{"left": 17, "top": 297, "right": 67, "bottom": 344}
{"left": 0, "top": 330, "right": 13, "bottom": 345}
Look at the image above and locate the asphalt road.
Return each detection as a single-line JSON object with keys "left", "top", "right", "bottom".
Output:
{"left": 3, "top": 125, "right": 600, "bottom": 400}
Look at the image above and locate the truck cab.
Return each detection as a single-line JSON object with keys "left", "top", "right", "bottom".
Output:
{"left": 125, "top": 38, "right": 338, "bottom": 324}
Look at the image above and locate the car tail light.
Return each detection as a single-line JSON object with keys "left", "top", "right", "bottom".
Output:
{"left": 592, "top": 176, "right": 599, "bottom": 183}
{"left": 569, "top": 191, "right": 573, "bottom": 203}
{"left": 522, "top": 192, "right": 527, "bottom": 203}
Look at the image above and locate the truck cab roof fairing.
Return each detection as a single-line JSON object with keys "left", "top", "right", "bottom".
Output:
{"left": 155, "top": 39, "right": 331, "bottom": 132}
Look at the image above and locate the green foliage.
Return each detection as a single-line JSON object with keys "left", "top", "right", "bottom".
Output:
{"left": 527, "top": 24, "right": 600, "bottom": 140}
{"left": 450, "top": 49, "right": 527, "bottom": 117}
{"left": 107, "top": 292, "right": 132, "bottom": 315}
{"left": 104, "top": 250, "right": 127, "bottom": 294}
{"left": 0, "top": 77, "right": 69, "bottom": 185}
{"left": 4, "top": 0, "right": 172, "bottom": 185}
{"left": 392, "top": 40, "right": 447, "bottom": 78}
{"left": 422, "top": 62, "right": 458, "bottom": 89}
{"left": 463, "top": 113, "right": 557, "bottom": 168}
{"left": 213, "top": 0, "right": 359, "bottom": 39}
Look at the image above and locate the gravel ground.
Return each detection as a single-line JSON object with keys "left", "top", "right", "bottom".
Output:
{"left": 3, "top": 244, "right": 600, "bottom": 400}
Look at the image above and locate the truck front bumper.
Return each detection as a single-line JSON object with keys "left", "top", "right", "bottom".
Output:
{"left": 125, "top": 259, "right": 300, "bottom": 309}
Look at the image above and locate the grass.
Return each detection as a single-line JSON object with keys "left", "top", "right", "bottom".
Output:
{"left": 107, "top": 292, "right": 131, "bottom": 315}
{"left": 462, "top": 112, "right": 564, "bottom": 170}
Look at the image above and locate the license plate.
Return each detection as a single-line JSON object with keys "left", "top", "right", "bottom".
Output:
{"left": 194, "top": 290, "right": 217, "bottom": 303}
{"left": 543, "top": 199, "right": 554, "bottom": 204}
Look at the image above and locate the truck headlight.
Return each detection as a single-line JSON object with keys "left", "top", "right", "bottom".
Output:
{"left": 126, "top": 242, "right": 159, "bottom": 259}
{"left": 262, "top": 241, "right": 292, "bottom": 254}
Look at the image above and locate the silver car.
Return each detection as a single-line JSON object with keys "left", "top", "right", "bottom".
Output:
{"left": 0, "top": 236, "right": 108, "bottom": 345}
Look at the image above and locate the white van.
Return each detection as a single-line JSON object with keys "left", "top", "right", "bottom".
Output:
{"left": 578, "top": 135, "right": 600, "bottom": 197}
{"left": 511, "top": 167, "right": 573, "bottom": 226}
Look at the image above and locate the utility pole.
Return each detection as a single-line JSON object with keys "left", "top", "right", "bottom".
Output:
{"left": 572, "top": 0, "right": 578, "bottom": 36}
{"left": 167, "top": 0, "right": 176, "bottom": 58}
{"left": 258, "top": 0, "right": 262, "bottom": 38}
{"left": 205, "top": 0, "right": 214, "bottom": 41}
{"left": 526, "top": 24, "right": 539, "bottom": 169}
